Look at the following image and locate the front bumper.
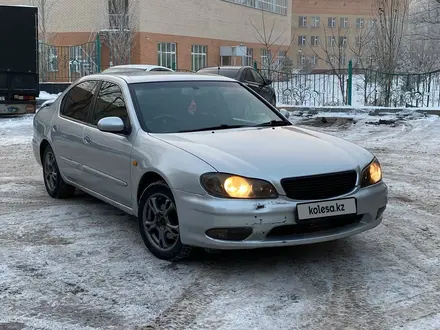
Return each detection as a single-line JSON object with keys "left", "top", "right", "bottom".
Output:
{"left": 173, "top": 182, "right": 388, "bottom": 249}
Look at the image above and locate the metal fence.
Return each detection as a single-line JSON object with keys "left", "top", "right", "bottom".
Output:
{"left": 36, "top": 43, "right": 440, "bottom": 109}
{"left": 38, "top": 40, "right": 101, "bottom": 83}
{"left": 269, "top": 68, "right": 440, "bottom": 108}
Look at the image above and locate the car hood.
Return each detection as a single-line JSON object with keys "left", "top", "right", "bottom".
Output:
{"left": 151, "top": 126, "right": 374, "bottom": 181}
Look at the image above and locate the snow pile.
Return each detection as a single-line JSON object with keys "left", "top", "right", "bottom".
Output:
{"left": 37, "top": 91, "right": 60, "bottom": 100}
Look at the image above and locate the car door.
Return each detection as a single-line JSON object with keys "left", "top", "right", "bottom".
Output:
{"left": 251, "top": 69, "right": 274, "bottom": 104}
{"left": 51, "top": 80, "right": 99, "bottom": 185}
{"left": 80, "top": 80, "right": 134, "bottom": 207}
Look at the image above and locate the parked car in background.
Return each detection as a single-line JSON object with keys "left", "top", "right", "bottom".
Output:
{"left": 197, "top": 66, "right": 277, "bottom": 106}
{"left": 102, "top": 64, "right": 174, "bottom": 74}
{"left": 32, "top": 71, "right": 387, "bottom": 261}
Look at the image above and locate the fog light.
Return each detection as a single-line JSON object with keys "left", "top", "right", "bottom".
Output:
{"left": 206, "top": 227, "right": 253, "bottom": 241}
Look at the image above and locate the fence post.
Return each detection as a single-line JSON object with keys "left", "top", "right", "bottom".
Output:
{"left": 96, "top": 34, "right": 101, "bottom": 73}
{"left": 347, "top": 60, "right": 353, "bottom": 106}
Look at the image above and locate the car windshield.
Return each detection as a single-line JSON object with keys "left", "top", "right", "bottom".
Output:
{"left": 129, "top": 81, "right": 289, "bottom": 133}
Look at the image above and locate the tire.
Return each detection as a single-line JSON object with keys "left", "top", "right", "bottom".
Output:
{"left": 42, "top": 145, "right": 75, "bottom": 199}
{"left": 138, "top": 180, "right": 192, "bottom": 261}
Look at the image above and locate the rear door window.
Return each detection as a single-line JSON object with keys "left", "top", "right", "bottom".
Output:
{"left": 61, "top": 80, "right": 98, "bottom": 123}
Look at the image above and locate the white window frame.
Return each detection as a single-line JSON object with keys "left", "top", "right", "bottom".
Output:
{"left": 223, "top": 0, "right": 288, "bottom": 15}
{"left": 191, "top": 45, "right": 207, "bottom": 71}
{"left": 311, "top": 16, "right": 320, "bottom": 27}
{"left": 356, "top": 18, "right": 365, "bottom": 29}
{"left": 311, "top": 36, "right": 319, "bottom": 46}
{"left": 328, "top": 36, "right": 336, "bottom": 47}
{"left": 298, "top": 36, "right": 307, "bottom": 46}
{"left": 157, "top": 42, "right": 177, "bottom": 70}
{"left": 70, "top": 46, "right": 83, "bottom": 74}
{"left": 340, "top": 17, "right": 348, "bottom": 28}
{"left": 328, "top": 17, "right": 336, "bottom": 28}
{"left": 299, "top": 16, "right": 307, "bottom": 27}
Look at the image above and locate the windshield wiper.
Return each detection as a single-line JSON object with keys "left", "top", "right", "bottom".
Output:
{"left": 178, "top": 124, "right": 246, "bottom": 133}
{"left": 255, "top": 120, "right": 291, "bottom": 127}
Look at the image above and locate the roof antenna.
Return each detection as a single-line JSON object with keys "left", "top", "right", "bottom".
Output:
{"left": 217, "top": 62, "right": 220, "bottom": 74}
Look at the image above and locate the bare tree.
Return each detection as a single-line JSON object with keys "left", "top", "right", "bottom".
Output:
{"left": 249, "top": 10, "right": 296, "bottom": 79}
{"left": 409, "top": 0, "right": 440, "bottom": 41}
{"left": 367, "top": 0, "right": 409, "bottom": 106}
{"left": 102, "top": 0, "right": 139, "bottom": 66}
{"left": 370, "top": 0, "right": 409, "bottom": 73}
{"left": 28, "top": 0, "right": 60, "bottom": 81}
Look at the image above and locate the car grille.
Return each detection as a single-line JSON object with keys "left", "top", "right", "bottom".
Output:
{"left": 281, "top": 170, "right": 357, "bottom": 200}
{"left": 267, "top": 215, "right": 363, "bottom": 238}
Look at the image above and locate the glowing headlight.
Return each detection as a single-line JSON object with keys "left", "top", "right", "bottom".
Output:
{"left": 360, "top": 158, "right": 383, "bottom": 187}
{"left": 200, "top": 173, "right": 278, "bottom": 199}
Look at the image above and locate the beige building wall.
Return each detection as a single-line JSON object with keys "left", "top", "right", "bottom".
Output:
{"left": 139, "top": 0, "right": 291, "bottom": 44}
{"left": 291, "top": 0, "right": 375, "bottom": 71}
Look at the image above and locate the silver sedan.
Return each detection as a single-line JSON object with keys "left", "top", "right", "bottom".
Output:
{"left": 32, "top": 71, "right": 388, "bottom": 261}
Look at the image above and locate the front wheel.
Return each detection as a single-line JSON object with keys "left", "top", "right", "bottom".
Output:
{"left": 138, "top": 181, "right": 192, "bottom": 261}
{"left": 42, "top": 145, "right": 75, "bottom": 199}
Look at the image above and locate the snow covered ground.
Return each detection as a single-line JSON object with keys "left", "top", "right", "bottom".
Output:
{"left": 1, "top": 113, "right": 440, "bottom": 330}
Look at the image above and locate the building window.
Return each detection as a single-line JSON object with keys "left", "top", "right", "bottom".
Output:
{"left": 69, "top": 46, "right": 83, "bottom": 73}
{"left": 311, "top": 36, "right": 319, "bottom": 46}
{"left": 276, "top": 50, "right": 286, "bottom": 68}
{"left": 244, "top": 48, "right": 254, "bottom": 66}
{"left": 298, "top": 36, "right": 306, "bottom": 46}
{"left": 311, "top": 55, "right": 318, "bottom": 66}
{"left": 157, "top": 42, "right": 177, "bottom": 70}
{"left": 260, "top": 48, "right": 271, "bottom": 76}
{"left": 328, "top": 17, "right": 336, "bottom": 28}
{"left": 356, "top": 18, "right": 364, "bottom": 29}
{"left": 298, "top": 16, "right": 307, "bottom": 27}
{"left": 328, "top": 37, "right": 336, "bottom": 47}
{"left": 340, "top": 17, "right": 348, "bottom": 28}
{"left": 298, "top": 54, "right": 306, "bottom": 66}
{"left": 368, "top": 19, "right": 377, "bottom": 28}
{"left": 339, "top": 36, "right": 347, "bottom": 47}
{"left": 223, "top": 0, "right": 288, "bottom": 15}
{"left": 191, "top": 45, "right": 207, "bottom": 71}
{"left": 311, "top": 16, "right": 320, "bottom": 27}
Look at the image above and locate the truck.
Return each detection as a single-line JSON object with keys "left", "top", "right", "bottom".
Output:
{"left": 0, "top": 5, "right": 39, "bottom": 115}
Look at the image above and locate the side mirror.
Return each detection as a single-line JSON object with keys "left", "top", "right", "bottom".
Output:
{"left": 279, "top": 108, "right": 290, "bottom": 119}
{"left": 97, "top": 116, "right": 125, "bottom": 133}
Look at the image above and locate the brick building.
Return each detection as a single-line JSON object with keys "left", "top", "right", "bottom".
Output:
{"left": 1, "top": 0, "right": 292, "bottom": 77}
{"left": 290, "top": 0, "right": 376, "bottom": 71}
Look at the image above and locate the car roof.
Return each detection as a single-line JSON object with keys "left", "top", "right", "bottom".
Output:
{"left": 104, "top": 64, "right": 173, "bottom": 71}
{"left": 83, "top": 71, "right": 238, "bottom": 84}
{"left": 199, "top": 66, "right": 251, "bottom": 70}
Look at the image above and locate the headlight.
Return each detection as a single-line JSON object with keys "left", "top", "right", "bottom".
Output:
{"left": 200, "top": 173, "right": 278, "bottom": 199}
{"left": 360, "top": 158, "right": 382, "bottom": 187}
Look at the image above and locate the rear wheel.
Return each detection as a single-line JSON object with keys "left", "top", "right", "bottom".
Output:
{"left": 138, "top": 181, "right": 192, "bottom": 261}
{"left": 42, "top": 145, "right": 75, "bottom": 198}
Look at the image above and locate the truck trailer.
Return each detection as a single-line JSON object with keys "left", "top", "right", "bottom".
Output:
{"left": 0, "top": 5, "right": 39, "bottom": 115}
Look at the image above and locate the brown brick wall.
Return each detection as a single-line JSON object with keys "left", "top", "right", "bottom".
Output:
{"left": 138, "top": 32, "right": 287, "bottom": 71}
{"left": 293, "top": 0, "right": 375, "bottom": 15}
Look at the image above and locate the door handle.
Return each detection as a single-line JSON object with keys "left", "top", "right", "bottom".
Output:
{"left": 83, "top": 136, "right": 91, "bottom": 144}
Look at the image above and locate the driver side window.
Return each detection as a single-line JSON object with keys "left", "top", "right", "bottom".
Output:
{"left": 91, "top": 82, "right": 130, "bottom": 128}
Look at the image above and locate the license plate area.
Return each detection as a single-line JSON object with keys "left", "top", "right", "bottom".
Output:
{"left": 296, "top": 198, "right": 357, "bottom": 221}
